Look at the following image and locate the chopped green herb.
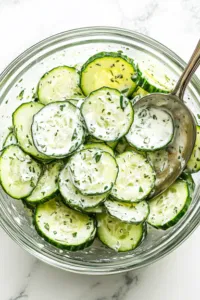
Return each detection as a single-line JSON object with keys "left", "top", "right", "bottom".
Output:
{"left": 94, "top": 152, "right": 102, "bottom": 163}
{"left": 71, "top": 129, "right": 77, "bottom": 141}
{"left": 17, "top": 89, "right": 25, "bottom": 100}
{"left": 120, "top": 95, "right": 128, "bottom": 111}
{"left": 44, "top": 223, "right": 50, "bottom": 231}
{"left": 121, "top": 88, "right": 129, "bottom": 94}
{"left": 59, "top": 104, "right": 65, "bottom": 111}
{"left": 139, "top": 186, "right": 143, "bottom": 192}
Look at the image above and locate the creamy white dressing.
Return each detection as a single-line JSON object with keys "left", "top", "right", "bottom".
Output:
{"left": 126, "top": 106, "right": 174, "bottom": 150}
{"left": 32, "top": 102, "right": 84, "bottom": 157}
{"left": 82, "top": 88, "right": 133, "bottom": 141}
{"left": 68, "top": 149, "right": 118, "bottom": 195}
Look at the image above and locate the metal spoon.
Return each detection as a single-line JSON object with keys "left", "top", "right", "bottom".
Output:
{"left": 134, "top": 40, "right": 200, "bottom": 197}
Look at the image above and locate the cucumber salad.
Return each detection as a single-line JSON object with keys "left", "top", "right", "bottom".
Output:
{"left": 0, "top": 51, "right": 198, "bottom": 252}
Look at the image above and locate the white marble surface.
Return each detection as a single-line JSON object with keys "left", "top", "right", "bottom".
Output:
{"left": 0, "top": 0, "right": 200, "bottom": 299}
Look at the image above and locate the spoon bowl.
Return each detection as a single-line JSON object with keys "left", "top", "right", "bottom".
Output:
{"left": 134, "top": 92, "right": 196, "bottom": 196}
{"left": 134, "top": 40, "right": 200, "bottom": 196}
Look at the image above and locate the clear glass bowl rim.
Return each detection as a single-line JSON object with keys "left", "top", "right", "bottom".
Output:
{"left": 0, "top": 26, "right": 200, "bottom": 275}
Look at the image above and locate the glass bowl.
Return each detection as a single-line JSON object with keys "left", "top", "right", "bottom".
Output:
{"left": 0, "top": 27, "right": 200, "bottom": 275}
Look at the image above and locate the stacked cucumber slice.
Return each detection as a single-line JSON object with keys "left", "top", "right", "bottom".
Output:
{"left": 0, "top": 50, "right": 197, "bottom": 253}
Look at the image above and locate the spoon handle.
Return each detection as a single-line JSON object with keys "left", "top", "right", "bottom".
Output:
{"left": 172, "top": 39, "right": 200, "bottom": 99}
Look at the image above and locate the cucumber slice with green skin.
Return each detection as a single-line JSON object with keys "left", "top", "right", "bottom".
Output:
{"left": 186, "top": 125, "right": 200, "bottom": 173}
{"left": 3, "top": 132, "right": 17, "bottom": 148}
{"left": 179, "top": 171, "right": 195, "bottom": 197}
{"left": 68, "top": 149, "right": 118, "bottom": 195}
{"left": 13, "top": 102, "right": 50, "bottom": 160}
{"left": 59, "top": 166, "right": 108, "bottom": 211}
{"left": 32, "top": 101, "right": 85, "bottom": 158}
{"left": 25, "top": 160, "right": 64, "bottom": 204}
{"left": 97, "top": 213, "right": 145, "bottom": 252}
{"left": 147, "top": 179, "right": 191, "bottom": 230}
{"left": 0, "top": 145, "right": 41, "bottom": 199}
{"left": 111, "top": 151, "right": 155, "bottom": 202}
{"left": 80, "top": 52, "right": 139, "bottom": 97}
{"left": 104, "top": 199, "right": 149, "bottom": 224}
{"left": 80, "top": 143, "right": 114, "bottom": 156}
{"left": 34, "top": 197, "right": 96, "bottom": 251}
{"left": 37, "top": 66, "right": 83, "bottom": 105}
{"left": 147, "top": 149, "right": 169, "bottom": 174}
{"left": 81, "top": 87, "right": 134, "bottom": 141}
{"left": 126, "top": 105, "right": 174, "bottom": 151}
{"left": 136, "top": 64, "right": 171, "bottom": 93}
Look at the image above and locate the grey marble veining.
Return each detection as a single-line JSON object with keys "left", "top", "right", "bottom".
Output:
{"left": 0, "top": 0, "right": 200, "bottom": 299}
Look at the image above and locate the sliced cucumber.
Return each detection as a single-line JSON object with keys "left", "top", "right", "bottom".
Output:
{"left": 81, "top": 87, "right": 133, "bottom": 141}
{"left": 32, "top": 101, "right": 85, "bottom": 158}
{"left": 37, "top": 66, "right": 83, "bottom": 105}
{"left": 126, "top": 105, "right": 174, "bottom": 151}
{"left": 0, "top": 145, "right": 41, "bottom": 199}
{"left": 97, "top": 213, "right": 145, "bottom": 252}
{"left": 104, "top": 199, "right": 149, "bottom": 224}
{"left": 3, "top": 132, "right": 17, "bottom": 148}
{"left": 68, "top": 149, "right": 118, "bottom": 195}
{"left": 80, "top": 142, "right": 114, "bottom": 156}
{"left": 25, "top": 161, "right": 64, "bottom": 204}
{"left": 179, "top": 171, "right": 195, "bottom": 197}
{"left": 111, "top": 151, "right": 155, "bottom": 202}
{"left": 136, "top": 63, "right": 171, "bottom": 93}
{"left": 147, "top": 179, "right": 191, "bottom": 230}
{"left": 187, "top": 125, "right": 200, "bottom": 173}
{"left": 80, "top": 52, "right": 139, "bottom": 97}
{"left": 34, "top": 197, "right": 96, "bottom": 251}
{"left": 147, "top": 149, "right": 169, "bottom": 174}
{"left": 59, "top": 166, "right": 107, "bottom": 211}
{"left": 13, "top": 102, "right": 50, "bottom": 160}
